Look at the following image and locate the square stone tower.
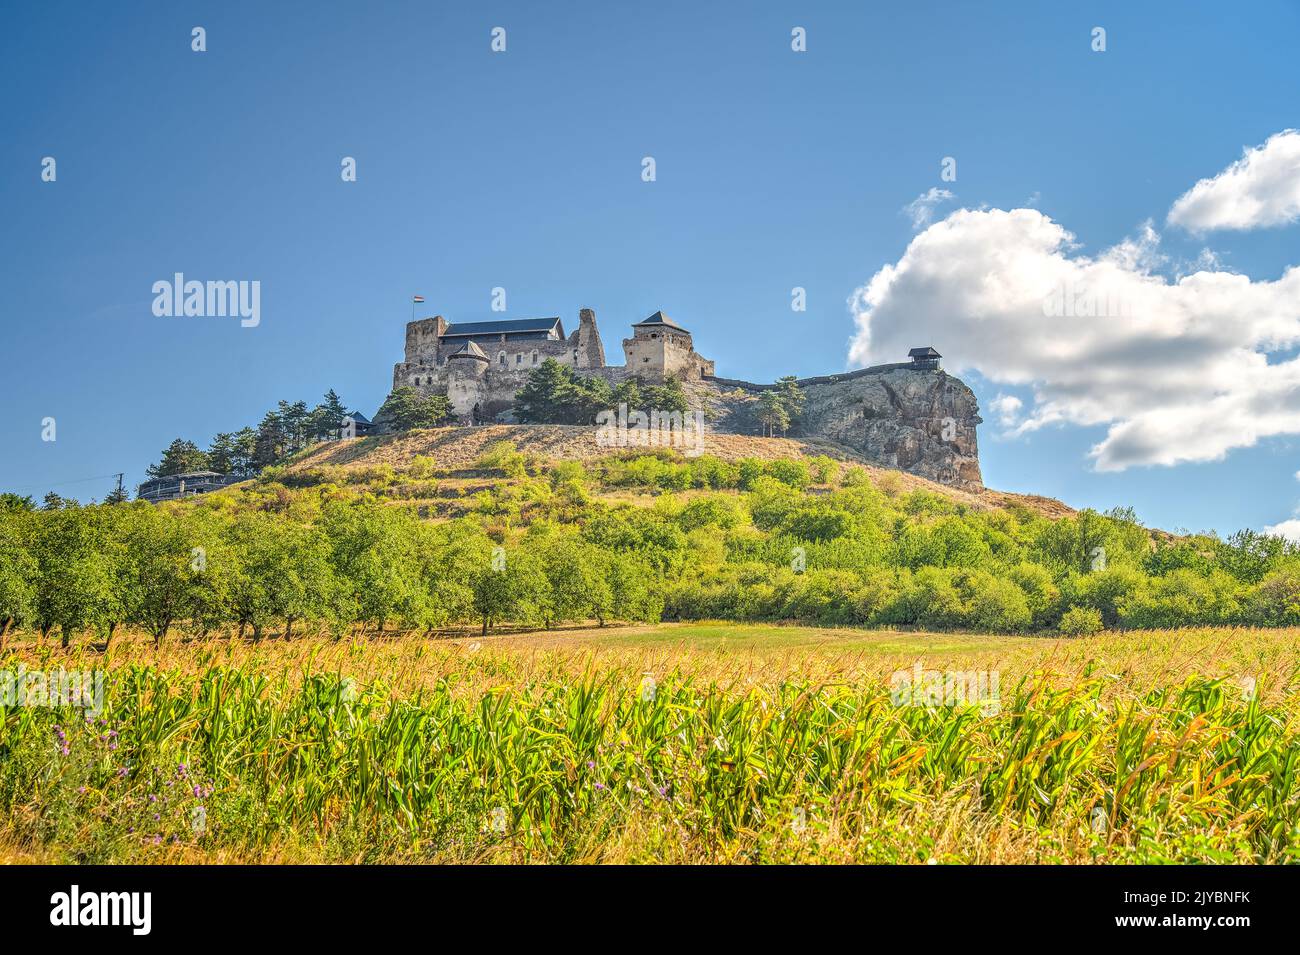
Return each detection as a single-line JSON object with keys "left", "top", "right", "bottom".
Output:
{"left": 621, "top": 311, "right": 714, "bottom": 380}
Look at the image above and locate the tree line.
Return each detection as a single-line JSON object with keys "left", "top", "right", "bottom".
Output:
{"left": 513, "top": 359, "right": 693, "bottom": 424}
{"left": 145, "top": 390, "right": 356, "bottom": 481}
{"left": 0, "top": 493, "right": 660, "bottom": 650}
{"left": 5, "top": 446, "right": 1299, "bottom": 647}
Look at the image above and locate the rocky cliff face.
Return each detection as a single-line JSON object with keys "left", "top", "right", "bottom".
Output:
{"left": 699, "top": 364, "right": 983, "bottom": 490}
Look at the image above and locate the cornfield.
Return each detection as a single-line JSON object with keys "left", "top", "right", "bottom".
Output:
{"left": 1, "top": 626, "right": 1298, "bottom": 864}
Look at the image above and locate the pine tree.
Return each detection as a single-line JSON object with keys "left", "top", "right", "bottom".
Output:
{"left": 514, "top": 358, "right": 577, "bottom": 423}
{"left": 253, "top": 410, "right": 290, "bottom": 469}
{"left": 277, "top": 400, "right": 311, "bottom": 451}
{"left": 146, "top": 439, "right": 210, "bottom": 478}
{"left": 310, "top": 389, "right": 349, "bottom": 440}
{"left": 757, "top": 391, "right": 791, "bottom": 437}
{"left": 515, "top": 359, "right": 616, "bottom": 424}
{"left": 209, "top": 428, "right": 258, "bottom": 475}
{"left": 643, "top": 377, "right": 690, "bottom": 416}
{"left": 375, "top": 387, "right": 451, "bottom": 431}
{"left": 776, "top": 376, "right": 806, "bottom": 426}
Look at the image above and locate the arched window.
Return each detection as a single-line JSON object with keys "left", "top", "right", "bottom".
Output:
{"left": 499, "top": 351, "right": 507, "bottom": 366}
{"left": 531, "top": 350, "right": 538, "bottom": 365}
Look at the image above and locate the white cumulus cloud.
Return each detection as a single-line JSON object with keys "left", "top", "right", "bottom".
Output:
{"left": 847, "top": 207, "right": 1300, "bottom": 471}
{"left": 1263, "top": 518, "right": 1300, "bottom": 543}
{"left": 1168, "top": 130, "right": 1300, "bottom": 232}
{"left": 902, "top": 187, "right": 955, "bottom": 230}
{"left": 989, "top": 394, "right": 1023, "bottom": 428}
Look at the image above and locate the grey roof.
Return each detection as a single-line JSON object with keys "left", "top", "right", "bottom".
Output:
{"left": 143, "top": 471, "right": 224, "bottom": 482}
{"left": 441, "top": 317, "right": 564, "bottom": 338}
{"left": 448, "top": 340, "right": 489, "bottom": 360}
{"left": 346, "top": 412, "right": 371, "bottom": 424}
{"left": 634, "top": 310, "right": 688, "bottom": 332}
{"left": 908, "top": 346, "right": 941, "bottom": 359}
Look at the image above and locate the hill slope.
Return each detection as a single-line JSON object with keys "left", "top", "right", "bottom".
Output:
{"left": 285, "top": 425, "right": 1072, "bottom": 518}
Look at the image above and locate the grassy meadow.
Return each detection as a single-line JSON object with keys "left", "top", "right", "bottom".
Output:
{"left": 2, "top": 622, "right": 1297, "bottom": 864}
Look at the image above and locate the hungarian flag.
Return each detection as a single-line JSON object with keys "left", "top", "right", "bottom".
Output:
{"left": 412, "top": 295, "right": 425, "bottom": 303}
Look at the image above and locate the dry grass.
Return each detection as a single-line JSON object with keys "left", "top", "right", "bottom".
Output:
{"left": 7, "top": 622, "right": 1292, "bottom": 703}
{"left": 282, "top": 425, "right": 1073, "bottom": 517}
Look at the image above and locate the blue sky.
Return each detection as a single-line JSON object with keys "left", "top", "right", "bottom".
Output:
{"left": 2, "top": 1, "right": 1298, "bottom": 536}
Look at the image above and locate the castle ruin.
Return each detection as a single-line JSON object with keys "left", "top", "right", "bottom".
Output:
{"left": 393, "top": 307, "right": 983, "bottom": 489}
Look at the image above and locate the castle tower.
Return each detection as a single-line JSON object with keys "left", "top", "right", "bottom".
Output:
{"left": 404, "top": 315, "right": 447, "bottom": 363}
{"left": 445, "top": 340, "right": 489, "bottom": 420}
{"left": 621, "top": 311, "right": 714, "bottom": 381}
{"left": 576, "top": 308, "right": 605, "bottom": 368}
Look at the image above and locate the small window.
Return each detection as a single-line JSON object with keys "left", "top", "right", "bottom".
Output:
{"left": 516, "top": 353, "right": 523, "bottom": 365}
{"left": 650, "top": 333, "right": 658, "bottom": 339}
{"left": 531, "top": 351, "right": 539, "bottom": 365}
{"left": 643, "top": 357, "right": 650, "bottom": 363}
{"left": 499, "top": 352, "right": 507, "bottom": 366}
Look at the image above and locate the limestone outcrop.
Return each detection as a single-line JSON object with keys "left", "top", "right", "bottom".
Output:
{"left": 701, "top": 363, "right": 983, "bottom": 490}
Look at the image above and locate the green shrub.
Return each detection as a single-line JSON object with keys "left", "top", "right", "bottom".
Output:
{"left": 841, "top": 467, "right": 872, "bottom": 488}
{"left": 1057, "top": 605, "right": 1104, "bottom": 636}
{"left": 406, "top": 455, "right": 439, "bottom": 480}
{"left": 346, "top": 464, "right": 396, "bottom": 487}
{"left": 737, "top": 458, "right": 766, "bottom": 490}
{"left": 688, "top": 455, "right": 737, "bottom": 490}
{"left": 548, "top": 460, "right": 587, "bottom": 488}
{"left": 1009, "top": 563, "right": 1063, "bottom": 630}
{"left": 476, "top": 441, "right": 527, "bottom": 478}
{"left": 677, "top": 496, "right": 744, "bottom": 531}
{"left": 959, "top": 571, "right": 1032, "bottom": 633}
{"left": 1118, "top": 569, "right": 1243, "bottom": 629}
{"left": 1247, "top": 566, "right": 1300, "bottom": 625}
{"left": 766, "top": 458, "right": 811, "bottom": 489}
{"left": 1068, "top": 567, "right": 1145, "bottom": 628}
{"left": 808, "top": 455, "right": 840, "bottom": 485}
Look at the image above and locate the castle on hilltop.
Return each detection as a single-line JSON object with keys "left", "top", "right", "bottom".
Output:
{"left": 392, "top": 307, "right": 984, "bottom": 490}
{"left": 395, "top": 308, "right": 716, "bottom": 421}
